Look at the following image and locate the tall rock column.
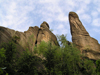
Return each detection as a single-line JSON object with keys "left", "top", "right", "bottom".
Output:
{"left": 69, "top": 12, "right": 100, "bottom": 60}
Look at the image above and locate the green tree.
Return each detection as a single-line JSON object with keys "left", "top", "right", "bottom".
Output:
{"left": 34, "top": 34, "right": 96, "bottom": 75}
{"left": 0, "top": 41, "right": 17, "bottom": 74}
{"left": 16, "top": 48, "right": 45, "bottom": 75}
{"left": 0, "top": 48, "right": 6, "bottom": 67}
{"left": 96, "top": 59, "right": 100, "bottom": 74}
{"left": 0, "top": 34, "right": 97, "bottom": 75}
{"left": 0, "top": 48, "right": 6, "bottom": 74}
{"left": 34, "top": 35, "right": 82, "bottom": 75}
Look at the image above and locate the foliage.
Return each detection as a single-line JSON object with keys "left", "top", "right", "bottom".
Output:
{"left": 0, "top": 48, "right": 6, "bottom": 74}
{"left": 0, "top": 34, "right": 98, "bottom": 75}
{"left": 0, "top": 41, "right": 45, "bottom": 75}
{"left": 34, "top": 34, "right": 96, "bottom": 75}
{"left": 16, "top": 49, "right": 44, "bottom": 75}
{"left": 0, "top": 48, "right": 6, "bottom": 67}
{"left": 81, "top": 59, "right": 96, "bottom": 75}
{"left": 0, "top": 41, "right": 17, "bottom": 74}
{"left": 12, "top": 35, "right": 20, "bottom": 43}
{"left": 96, "top": 59, "right": 100, "bottom": 74}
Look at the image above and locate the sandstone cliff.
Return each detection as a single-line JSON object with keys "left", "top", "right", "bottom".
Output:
{"left": 69, "top": 12, "right": 100, "bottom": 60}
{"left": 0, "top": 21, "right": 59, "bottom": 52}
{"left": 1, "top": 12, "right": 100, "bottom": 60}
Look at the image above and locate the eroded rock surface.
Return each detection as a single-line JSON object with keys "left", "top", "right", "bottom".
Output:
{"left": 37, "top": 21, "right": 59, "bottom": 46}
{"left": 69, "top": 12, "right": 100, "bottom": 60}
{"left": 0, "top": 21, "right": 59, "bottom": 52}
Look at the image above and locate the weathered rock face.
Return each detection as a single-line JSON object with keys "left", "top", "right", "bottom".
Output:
{"left": 0, "top": 21, "right": 59, "bottom": 52}
{"left": 69, "top": 12, "right": 100, "bottom": 60}
{"left": 37, "top": 21, "right": 59, "bottom": 46}
{"left": 0, "top": 26, "right": 39, "bottom": 52}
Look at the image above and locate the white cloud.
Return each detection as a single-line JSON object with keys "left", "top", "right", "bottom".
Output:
{"left": 0, "top": 0, "right": 36, "bottom": 31}
{"left": 76, "top": 9, "right": 85, "bottom": 15}
{"left": 92, "top": 18, "right": 100, "bottom": 26}
{"left": 57, "top": 24, "right": 64, "bottom": 29}
{"left": 84, "top": 0, "right": 91, "bottom": 4}
{"left": 56, "top": 14, "right": 68, "bottom": 22}
{"left": 93, "top": 29, "right": 100, "bottom": 33}
{"left": 91, "top": 11, "right": 99, "bottom": 18}
{"left": 0, "top": 0, "right": 100, "bottom": 42}
{"left": 93, "top": 0, "right": 100, "bottom": 4}
{"left": 80, "top": 14, "right": 91, "bottom": 23}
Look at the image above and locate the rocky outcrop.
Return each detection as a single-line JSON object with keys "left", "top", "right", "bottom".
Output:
{"left": 0, "top": 21, "right": 59, "bottom": 52}
{"left": 69, "top": 12, "right": 100, "bottom": 60}
{"left": 37, "top": 21, "right": 59, "bottom": 46}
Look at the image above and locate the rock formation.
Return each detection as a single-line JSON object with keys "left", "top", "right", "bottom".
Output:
{"left": 0, "top": 21, "right": 59, "bottom": 52}
{"left": 1, "top": 12, "right": 100, "bottom": 60}
{"left": 69, "top": 12, "right": 100, "bottom": 60}
{"left": 37, "top": 21, "right": 59, "bottom": 46}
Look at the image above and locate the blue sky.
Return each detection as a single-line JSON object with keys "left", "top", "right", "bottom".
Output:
{"left": 0, "top": 0, "right": 100, "bottom": 43}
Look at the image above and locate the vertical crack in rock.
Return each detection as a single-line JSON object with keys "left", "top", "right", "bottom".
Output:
{"left": 35, "top": 29, "right": 40, "bottom": 46}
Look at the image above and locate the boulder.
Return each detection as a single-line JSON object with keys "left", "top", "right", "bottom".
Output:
{"left": 69, "top": 12, "right": 100, "bottom": 60}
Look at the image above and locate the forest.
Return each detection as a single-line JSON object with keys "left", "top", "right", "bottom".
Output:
{"left": 0, "top": 34, "right": 100, "bottom": 75}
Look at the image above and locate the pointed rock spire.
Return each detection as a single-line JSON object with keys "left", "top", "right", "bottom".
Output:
{"left": 69, "top": 12, "right": 89, "bottom": 36}
{"left": 69, "top": 12, "right": 100, "bottom": 60}
{"left": 40, "top": 21, "right": 50, "bottom": 29}
{"left": 37, "top": 21, "right": 59, "bottom": 46}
